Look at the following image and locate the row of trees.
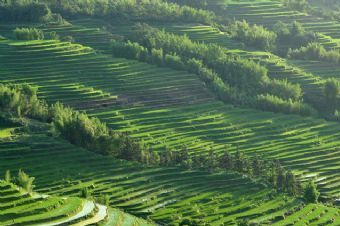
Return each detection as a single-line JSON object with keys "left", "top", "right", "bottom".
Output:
{"left": 45, "top": 0, "right": 215, "bottom": 24}
{"left": 14, "top": 27, "right": 74, "bottom": 42}
{"left": 0, "top": 83, "right": 305, "bottom": 197}
{"left": 112, "top": 24, "right": 315, "bottom": 116}
{"left": 14, "top": 27, "right": 45, "bottom": 40}
{"left": 226, "top": 20, "right": 318, "bottom": 55}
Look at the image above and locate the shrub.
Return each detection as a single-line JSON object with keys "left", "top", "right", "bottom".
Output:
{"left": 150, "top": 48, "right": 164, "bottom": 66}
{"left": 14, "top": 27, "right": 45, "bottom": 40}
{"left": 304, "top": 181, "right": 320, "bottom": 203}
{"left": 273, "top": 21, "right": 318, "bottom": 54}
{"left": 256, "top": 94, "right": 316, "bottom": 116}
{"left": 324, "top": 78, "right": 340, "bottom": 101}
{"left": 80, "top": 187, "right": 91, "bottom": 198}
{"left": 111, "top": 40, "right": 147, "bottom": 60}
{"left": 288, "top": 42, "right": 340, "bottom": 65}
{"left": 0, "top": 83, "right": 49, "bottom": 121}
{"left": 265, "top": 79, "right": 302, "bottom": 101}
{"left": 165, "top": 54, "right": 184, "bottom": 70}
{"left": 229, "top": 20, "right": 277, "bottom": 51}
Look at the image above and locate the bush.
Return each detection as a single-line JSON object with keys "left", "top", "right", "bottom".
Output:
{"left": 273, "top": 21, "right": 318, "bottom": 54}
{"left": 111, "top": 40, "right": 147, "bottom": 60}
{"left": 80, "top": 187, "right": 91, "bottom": 198}
{"left": 288, "top": 42, "right": 340, "bottom": 65}
{"left": 229, "top": 20, "right": 277, "bottom": 51}
{"left": 0, "top": 83, "right": 49, "bottom": 121}
{"left": 14, "top": 27, "right": 45, "bottom": 40}
{"left": 265, "top": 79, "right": 302, "bottom": 101}
{"left": 283, "top": 0, "right": 309, "bottom": 12}
{"left": 256, "top": 94, "right": 316, "bottom": 116}
{"left": 17, "top": 170, "right": 35, "bottom": 194}
{"left": 150, "top": 48, "right": 164, "bottom": 66}
{"left": 165, "top": 54, "right": 184, "bottom": 70}
{"left": 324, "top": 78, "right": 340, "bottom": 101}
{"left": 304, "top": 181, "right": 320, "bottom": 203}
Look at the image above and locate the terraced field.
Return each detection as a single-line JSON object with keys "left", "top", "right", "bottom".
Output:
{"left": 0, "top": 39, "right": 213, "bottom": 109}
{"left": 2, "top": 35, "right": 340, "bottom": 197}
{"left": 0, "top": 179, "right": 155, "bottom": 226}
{"left": 0, "top": 126, "right": 301, "bottom": 225}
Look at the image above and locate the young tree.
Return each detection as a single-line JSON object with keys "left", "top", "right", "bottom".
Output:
{"left": 304, "top": 181, "right": 320, "bottom": 203}
{"left": 4, "top": 170, "right": 11, "bottom": 183}
{"left": 17, "top": 169, "right": 35, "bottom": 193}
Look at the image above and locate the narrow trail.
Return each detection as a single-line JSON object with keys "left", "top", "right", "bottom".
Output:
{"left": 72, "top": 204, "right": 107, "bottom": 226}
{"left": 35, "top": 200, "right": 95, "bottom": 226}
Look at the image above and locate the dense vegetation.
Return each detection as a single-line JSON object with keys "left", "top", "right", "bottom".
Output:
{"left": 45, "top": 0, "right": 216, "bottom": 24}
{"left": 3, "top": 0, "right": 340, "bottom": 225}
{"left": 117, "top": 24, "right": 315, "bottom": 116}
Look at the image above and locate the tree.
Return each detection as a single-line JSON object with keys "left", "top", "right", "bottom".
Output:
{"left": 4, "top": 170, "right": 11, "bottom": 183}
{"left": 285, "top": 170, "right": 298, "bottom": 196}
{"left": 17, "top": 169, "right": 35, "bottom": 193}
{"left": 80, "top": 187, "right": 91, "bottom": 198}
{"left": 304, "top": 181, "right": 319, "bottom": 203}
{"left": 324, "top": 78, "right": 340, "bottom": 101}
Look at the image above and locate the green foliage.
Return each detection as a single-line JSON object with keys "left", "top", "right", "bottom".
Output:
{"left": 265, "top": 79, "right": 303, "bottom": 101}
{"left": 96, "top": 194, "right": 110, "bottom": 206}
{"left": 283, "top": 0, "right": 310, "bottom": 12}
{"left": 14, "top": 27, "right": 45, "bottom": 40}
{"left": 165, "top": 53, "right": 184, "bottom": 70}
{"left": 4, "top": 170, "right": 11, "bottom": 183}
{"left": 17, "top": 169, "right": 35, "bottom": 193}
{"left": 119, "top": 24, "right": 316, "bottom": 116}
{"left": 47, "top": 0, "right": 215, "bottom": 24}
{"left": 112, "top": 40, "right": 147, "bottom": 60}
{"left": 0, "top": 1, "right": 51, "bottom": 22}
{"left": 229, "top": 20, "right": 277, "bottom": 51}
{"left": 304, "top": 181, "right": 320, "bottom": 203}
{"left": 0, "top": 83, "right": 49, "bottom": 120}
{"left": 80, "top": 187, "right": 91, "bottom": 198}
{"left": 256, "top": 94, "right": 316, "bottom": 116}
{"left": 273, "top": 21, "right": 318, "bottom": 54}
{"left": 150, "top": 48, "right": 164, "bottom": 66}
{"left": 288, "top": 42, "right": 340, "bottom": 65}
{"left": 323, "top": 78, "right": 340, "bottom": 101}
